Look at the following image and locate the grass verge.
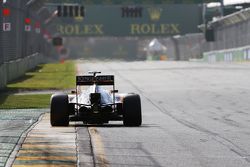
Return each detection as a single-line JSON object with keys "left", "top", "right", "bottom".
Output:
{"left": 0, "top": 60, "right": 76, "bottom": 109}
{"left": 0, "top": 94, "right": 51, "bottom": 109}
{"left": 7, "top": 60, "right": 75, "bottom": 90}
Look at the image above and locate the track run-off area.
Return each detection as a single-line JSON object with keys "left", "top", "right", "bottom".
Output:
{"left": 1, "top": 61, "right": 250, "bottom": 167}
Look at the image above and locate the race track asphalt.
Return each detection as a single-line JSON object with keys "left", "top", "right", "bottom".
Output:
{"left": 76, "top": 61, "right": 250, "bottom": 167}
{"left": 2, "top": 61, "right": 250, "bottom": 167}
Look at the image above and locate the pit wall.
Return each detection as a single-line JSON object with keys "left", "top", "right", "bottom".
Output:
{"left": 0, "top": 53, "right": 46, "bottom": 90}
{"left": 203, "top": 45, "right": 250, "bottom": 63}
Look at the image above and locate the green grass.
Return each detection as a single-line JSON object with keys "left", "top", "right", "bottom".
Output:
{"left": 0, "top": 94, "right": 51, "bottom": 109}
{"left": 0, "top": 60, "right": 76, "bottom": 109}
{"left": 7, "top": 61, "right": 76, "bottom": 90}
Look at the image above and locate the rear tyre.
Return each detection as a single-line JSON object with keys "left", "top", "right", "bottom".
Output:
{"left": 68, "top": 103, "right": 75, "bottom": 115}
{"left": 50, "top": 94, "right": 69, "bottom": 126}
{"left": 123, "top": 94, "right": 142, "bottom": 126}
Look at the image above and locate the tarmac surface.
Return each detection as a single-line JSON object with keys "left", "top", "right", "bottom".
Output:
{"left": 76, "top": 61, "right": 250, "bottom": 167}
{"left": 2, "top": 61, "right": 250, "bottom": 167}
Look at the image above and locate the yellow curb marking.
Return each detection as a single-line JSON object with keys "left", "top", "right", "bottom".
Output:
{"left": 13, "top": 165, "right": 76, "bottom": 167}
{"left": 13, "top": 113, "right": 77, "bottom": 166}
{"left": 16, "top": 156, "right": 76, "bottom": 161}
{"left": 88, "top": 127, "right": 109, "bottom": 167}
{"left": 21, "top": 144, "right": 75, "bottom": 149}
{"left": 27, "top": 135, "right": 75, "bottom": 139}
{"left": 18, "top": 150, "right": 76, "bottom": 154}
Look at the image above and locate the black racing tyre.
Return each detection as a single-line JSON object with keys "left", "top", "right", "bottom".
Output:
{"left": 123, "top": 94, "right": 142, "bottom": 126}
{"left": 50, "top": 94, "right": 69, "bottom": 126}
{"left": 68, "top": 103, "right": 75, "bottom": 115}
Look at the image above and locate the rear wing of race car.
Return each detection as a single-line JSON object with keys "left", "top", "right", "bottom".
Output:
{"left": 75, "top": 73, "right": 116, "bottom": 107}
{"left": 76, "top": 75, "right": 114, "bottom": 85}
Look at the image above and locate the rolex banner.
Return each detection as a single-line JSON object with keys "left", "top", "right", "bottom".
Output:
{"left": 53, "top": 5, "right": 202, "bottom": 37}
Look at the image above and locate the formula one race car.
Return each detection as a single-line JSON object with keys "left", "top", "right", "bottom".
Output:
{"left": 50, "top": 71, "right": 142, "bottom": 126}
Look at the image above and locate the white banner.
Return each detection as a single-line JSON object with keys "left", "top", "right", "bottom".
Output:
{"left": 3, "top": 23, "right": 11, "bottom": 31}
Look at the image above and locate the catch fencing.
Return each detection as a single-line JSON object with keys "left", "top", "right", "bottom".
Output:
{"left": 0, "top": 0, "right": 55, "bottom": 89}
{"left": 136, "top": 34, "right": 204, "bottom": 61}
{"left": 162, "top": 33, "right": 204, "bottom": 61}
{"left": 202, "top": 8, "right": 250, "bottom": 62}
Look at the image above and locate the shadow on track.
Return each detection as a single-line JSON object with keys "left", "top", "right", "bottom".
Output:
{"left": 74, "top": 123, "right": 159, "bottom": 128}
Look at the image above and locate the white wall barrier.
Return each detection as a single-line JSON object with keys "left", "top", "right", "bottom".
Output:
{"left": 203, "top": 45, "right": 250, "bottom": 63}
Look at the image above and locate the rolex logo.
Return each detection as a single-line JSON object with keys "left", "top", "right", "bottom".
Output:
{"left": 74, "top": 16, "right": 84, "bottom": 22}
{"left": 148, "top": 7, "right": 162, "bottom": 21}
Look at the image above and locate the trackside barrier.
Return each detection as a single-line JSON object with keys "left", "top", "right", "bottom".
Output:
{"left": 0, "top": 64, "right": 7, "bottom": 89}
{"left": 203, "top": 45, "right": 250, "bottom": 62}
{"left": 0, "top": 53, "right": 46, "bottom": 90}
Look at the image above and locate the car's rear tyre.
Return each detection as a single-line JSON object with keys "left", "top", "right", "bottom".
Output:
{"left": 123, "top": 94, "right": 142, "bottom": 126}
{"left": 50, "top": 94, "right": 69, "bottom": 126}
{"left": 68, "top": 103, "right": 75, "bottom": 115}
